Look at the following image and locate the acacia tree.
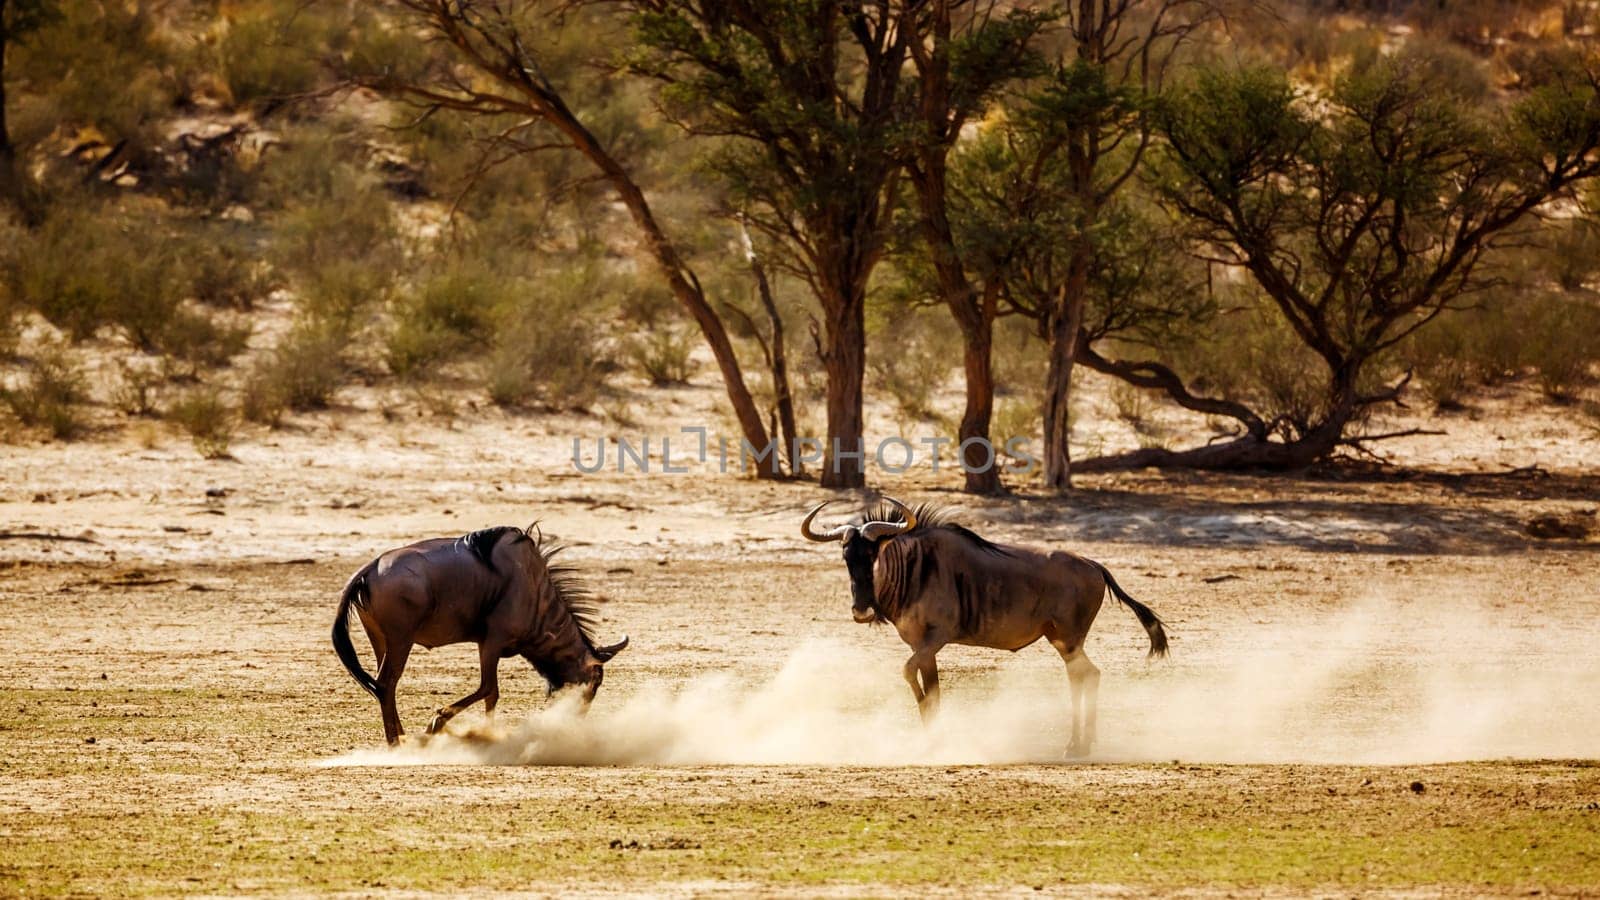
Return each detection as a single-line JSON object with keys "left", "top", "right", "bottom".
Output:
{"left": 366, "top": 1, "right": 780, "bottom": 477}
{"left": 903, "top": 0, "right": 1048, "bottom": 494}
{"left": 623, "top": 1, "right": 917, "bottom": 488}
{"left": 968, "top": 0, "right": 1210, "bottom": 489}
{"left": 1079, "top": 52, "right": 1600, "bottom": 470}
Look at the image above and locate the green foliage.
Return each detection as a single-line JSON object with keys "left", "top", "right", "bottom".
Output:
{"left": 0, "top": 346, "right": 90, "bottom": 439}
{"left": 167, "top": 387, "right": 236, "bottom": 459}
{"left": 1150, "top": 47, "right": 1600, "bottom": 447}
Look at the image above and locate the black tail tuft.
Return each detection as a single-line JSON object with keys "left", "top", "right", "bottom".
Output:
{"left": 1094, "top": 562, "right": 1170, "bottom": 659}
{"left": 332, "top": 565, "right": 380, "bottom": 698}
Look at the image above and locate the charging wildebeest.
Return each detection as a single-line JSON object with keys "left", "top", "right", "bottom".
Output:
{"left": 332, "top": 524, "right": 628, "bottom": 745}
{"left": 801, "top": 497, "right": 1168, "bottom": 756}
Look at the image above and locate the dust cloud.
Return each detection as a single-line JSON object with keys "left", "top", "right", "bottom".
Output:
{"left": 323, "top": 592, "right": 1600, "bottom": 767}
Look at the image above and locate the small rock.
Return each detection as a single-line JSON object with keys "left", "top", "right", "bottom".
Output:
{"left": 84, "top": 737, "right": 96, "bottom": 744}
{"left": 1410, "top": 781, "right": 1425, "bottom": 793}
{"left": 205, "top": 487, "right": 227, "bottom": 498}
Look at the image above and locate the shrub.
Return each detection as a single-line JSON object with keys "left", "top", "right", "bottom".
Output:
{"left": 259, "top": 323, "right": 350, "bottom": 411}
{"left": 1524, "top": 294, "right": 1600, "bottom": 401}
{"left": 112, "top": 359, "right": 164, "bottom": 417}
{"left": 6, "top": 208, "right": 185, "bottom": 345}
{"left": 385, "top": 268, "right": 504, "bottom": 379}
{"left": 484, "top": 315, "right": 609, "bottom": 410}
{"left": 2, "top": 209, "right": 254, "bottom": 371}
{"left": 188, "top": 234, "right": 275, "bottom": 310}
{"left": 626, "top": 328, "right": 696, "bottom": 386}
{"left": 1158, "top": 291, "right": 1335, "bottom": 440}
{"left": 216, "top": 6, "right": 323, "bottom": 106}
{"left": 0, "top": 348, "right": 90, "bottom": 440}
{"left": 168, "top": 387, "right": 236, "bottom": 459}
{"left": 240, "top": 362, "right": 289, "bottom": 427}
{"left": 153, "top": 308, "right": 253, "bottom": 378}
{"left": 481, "top": 260, "right": 616, "bottom": 410}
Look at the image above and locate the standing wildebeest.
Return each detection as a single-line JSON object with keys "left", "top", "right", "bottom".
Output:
{"left": 801, "top": 497, "right": 1167, "bottom": 755}
{"left": 332, "top": 524, "right": 628, "bottom": 745}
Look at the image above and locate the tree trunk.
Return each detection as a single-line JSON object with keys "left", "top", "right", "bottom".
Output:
{"left": 390, "top": 10, "right": 780, "bottom": 479}
{"left": 1075, "top": 370, "right": 1356, "bottom": 472}
{"left": 540, "top": 102, "right": 781, "bottom": 479}
{"left": 1041, "top": 246, "right": 1092, "bottom": 490}
{"left": 957, "top": 319, "right": 1002, "bottom": 494}
{"left": 820, "top": 289, "right": 867, "bottom": 488}
{"left": 0, "top": 2, "right": 17, "bottom": 214}
{"left": 749, "top": 246, "right": 799, "bottom": 476}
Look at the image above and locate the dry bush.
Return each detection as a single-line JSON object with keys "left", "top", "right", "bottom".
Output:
{"left": 1401, "top": 291, "right": 1600, "bottom": 402}
{"left": 0, "top": 347, "right": 91, "bottom": 440}
{"left": 167, "top": 387, "right": 236, "bottom": 459}
{"left": 216, "top": 4, "right": 324, "bottom": 106}
{"left": 625, "top": 328, "right": 696, "bottom": 386}
{"left": 386, "top": 267, "right": 505, "bottom": 379}
{"left": 189, "top": 234, "right": 275, "bottom": 310}
{"left": 482, "top": 261, "right": 615, "bottom": 410}
{"left": 240, "top": 364, "right": 288, "bottom": 428}
{"left": 257, "top": 323, "right": 351, "bottom": 411}
{"left": 484, "top": 314, "right": 610, "bottom": 410}
{"left": 3, "top": 208, "right": 255, "bottom": 371}
{"left": 112, "top": 359, "right": 164, "bottom": 417}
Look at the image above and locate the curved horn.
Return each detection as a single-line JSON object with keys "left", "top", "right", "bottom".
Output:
{"left": 860, "top": 496, "right": 916, "bottom": 542}
{"left": 800, "top": 500, "right": 853, "bottom": 543}
{"left": 592, "top": 635, "right": 629, "bottom": 662}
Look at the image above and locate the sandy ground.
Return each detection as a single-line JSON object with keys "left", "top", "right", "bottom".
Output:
{"left": 1, "top": 370, "right": 1598, "bottom": 895}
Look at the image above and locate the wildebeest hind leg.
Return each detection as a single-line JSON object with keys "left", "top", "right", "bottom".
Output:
{"left": 1053, "top": 641, "right": 1100, "bottom": 756}
{"left": 428, "top": 643, "right": 502, "bottom": 735}
{"left": 376, "top": 641, "right": 413, "bottom": 746}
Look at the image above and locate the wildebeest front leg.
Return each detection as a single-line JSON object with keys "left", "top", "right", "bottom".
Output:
{"left": 428, "top": 643, "right": 502, "bottom": 735}
{"left": 903, "top": 646, "right": 942, "bottom": 724}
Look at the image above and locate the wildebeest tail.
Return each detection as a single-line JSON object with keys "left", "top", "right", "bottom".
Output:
{"left": 1093, "top": 562, "right": 1169, "bottom": 659}
{"left": 332, "top": 563, "right": 380, "bottom": 699}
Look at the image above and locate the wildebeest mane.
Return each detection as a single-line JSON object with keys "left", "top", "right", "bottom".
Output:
{"left": 860, "top": 502, "right": 1009, "bottom": 630}
{"left": 860, "top": 500, "right": 1010, "bottom": 556}
{"left": 461, "top": 523, "right": 602, "bottom": 651}
{"left": 524, "top": 523, "right": 603, "bottom": 652}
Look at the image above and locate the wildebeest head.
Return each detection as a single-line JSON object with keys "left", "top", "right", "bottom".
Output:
{"left": 514, "top": 535, "right": 629, "bottom": 708}
{"left": 529, "top": 632, "right": 630, "bottom": 706}
{"left": 801, "top": 497, "right": 917, "bottom": 622}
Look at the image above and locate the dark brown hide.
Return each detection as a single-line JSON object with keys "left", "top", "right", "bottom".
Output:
{"left": 332, "top": 525, "right": 627, "bottom": 745}
{"left": 804, "top": 500, "right": 1167, "bottom": 755}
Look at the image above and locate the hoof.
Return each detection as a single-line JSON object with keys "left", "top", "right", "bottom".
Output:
{"left": 426, "top": 712, "right": 451, "bottom": 735}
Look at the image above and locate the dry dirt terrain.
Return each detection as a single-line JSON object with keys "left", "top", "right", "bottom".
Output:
{"left": 1, "top": 374, "right": 1598, "bottom": 897}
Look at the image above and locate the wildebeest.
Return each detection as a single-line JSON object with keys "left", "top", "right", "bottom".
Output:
{"left": 801, "top": 497, "right": 1168, "bottom": 756}
{"left": 332, "top": 524, "right": 628, "bottom": 745}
